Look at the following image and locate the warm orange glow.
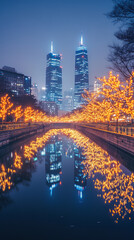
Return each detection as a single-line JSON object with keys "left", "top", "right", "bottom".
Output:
{"left": 0, "top": 128, "right": 134, "bottom": 222}
{"left": 14, "top": 152, "right": 23, "bottom": 169}
{"left": 11, "top": 106, "right": 23, "bottom": 122}
{"left": 0, "top": 72, "right": 133, "bottom": 124}
{"left": 0, "top": 94, "right": 13, "bottom": 121}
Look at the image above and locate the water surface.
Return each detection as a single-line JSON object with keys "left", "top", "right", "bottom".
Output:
{"left": 0, "top": 128, "right": 134, "bottom": 240}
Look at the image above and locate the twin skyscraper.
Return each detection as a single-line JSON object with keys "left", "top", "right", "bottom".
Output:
{"left": 46, "top": 37, "right": 89, "bottom": 111}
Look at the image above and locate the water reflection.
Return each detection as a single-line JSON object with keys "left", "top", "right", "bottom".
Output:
{"left": 74, "top": 146, "right": 87, "bottom": 200}
{"left": 45, "top": 135, "right": 62, "bottom": 196}
{"left": 0, "top": 128, "right": 134, "bottom": 224}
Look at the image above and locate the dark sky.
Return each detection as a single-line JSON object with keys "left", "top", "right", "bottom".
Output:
{"left": 0, "top": 0, "right": 117, "bottom": 92}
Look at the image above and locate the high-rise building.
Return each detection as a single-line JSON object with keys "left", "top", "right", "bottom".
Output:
{"left": 31, "top": 83, "right": 38, "bottom": 100}
{"left": 94, "top": 80, "right": 101, "bottom": 93}
{"left": 0, "top": 66, "right": 31, "bottom": 96}
{"left": 62, "top": 88, "right": 74, "bottom": 112}
{"left": 46, "top": 42, "right": 62, "bottom": 110}
{"left": 24, "top": 76, "right": 31, "bottom": 95}
{"left": 39, "top": 87, "right": 46, "bottom": 101}
{"left": 40, "top": 101, "right": 58, "bottom": 116}
{"left": 74, "top": 36, "right": 89, "bottom": 109}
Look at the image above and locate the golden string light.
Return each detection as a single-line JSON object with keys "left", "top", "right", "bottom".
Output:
{"left": 11, "top": 106, "right": 23, "bottom": 122}
{"left": 0, "top": 72, "right": 133, "bottom": 123}
{"left": 0, "top": 94, "right": 13, "bottom": 121}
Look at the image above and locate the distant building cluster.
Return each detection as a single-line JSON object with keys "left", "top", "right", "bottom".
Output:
{"left": 0, "top": 66, "right": 31, "bottom": 96}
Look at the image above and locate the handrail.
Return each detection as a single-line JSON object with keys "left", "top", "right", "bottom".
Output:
{"left": 78, "top": 123, "right": 134, "bottom": 137}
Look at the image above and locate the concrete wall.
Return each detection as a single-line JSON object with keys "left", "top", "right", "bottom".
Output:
{"left": 0, "top": 122, "right": 133, "bottom": 156}
{"left": 0, "top": 124, "right": 50, "bottom": 147}
{"left": 75, "top": 125, "right": 134, "bottom": 155}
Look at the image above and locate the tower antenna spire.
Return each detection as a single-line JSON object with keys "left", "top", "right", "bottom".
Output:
{"left": 80, "top": 35, "right": 83, "bottom": 45}
{"left": 51, "top": 41, "right": 53, "bottom": 53}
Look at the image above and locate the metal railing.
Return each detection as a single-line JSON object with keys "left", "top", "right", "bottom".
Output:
{"left": 79, "top": 122, "right": 134, "bottom": 137}
{"left": 0, "top": 122, "right": 30, "bottom": 131}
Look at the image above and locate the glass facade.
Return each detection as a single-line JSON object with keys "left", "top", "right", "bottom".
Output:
{"left": 62, "top": 88, "right": 74, "bottom": 112}
{"left": 40, "top": 101, "right": 58, "bottom": 116}
{"left": 24, "top": 76, "right": 31, "bottom": 95}
{"left": 46, "top": 50, "right": 62, "bottom": 110}
{"left": 0, "top": 66, "right": 31, "bottom": 96}
{"left": 74, "top": 38, "right": 89, "bottom": 109}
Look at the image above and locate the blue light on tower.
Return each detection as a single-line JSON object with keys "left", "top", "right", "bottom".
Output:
{"left": 74, "top": 36, "right": 89, "bottom": 109}
{"left": 46, "top": 42, "right": 62, "bottom": 110}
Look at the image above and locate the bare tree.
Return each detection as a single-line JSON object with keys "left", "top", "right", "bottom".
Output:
{"left": 107, "top": 0, "right": 134, "bottom": 79}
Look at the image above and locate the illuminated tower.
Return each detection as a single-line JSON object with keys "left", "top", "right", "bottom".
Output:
{"left": 74, "top": 36, "right": 89, "bottom": 109}
{"left": 46, "top": 42, "right": 62, "bottom": 109}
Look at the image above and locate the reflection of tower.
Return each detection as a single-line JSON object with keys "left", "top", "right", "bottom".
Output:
{"left": 74, "top": 146, "right": 87, "bottom": 200}
{"left": 45, "top": 136, "right": 62, "bottom": 196}
{"left": 74, "top": 36, "right": 89, "bottom": 109}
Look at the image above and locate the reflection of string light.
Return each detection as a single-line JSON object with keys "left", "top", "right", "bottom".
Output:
{"left": 11, "top": 106, "right": 23, "bottom": 122}
{"left": 0, "top": 128, "right": 134, "bottom": 223}
{"left": 0, "top": 94, "right": 13, "bottom": 121}
{"left": 14, "top": 152, "right": 23, "bottom": 169}
{"left": 23, "top": 128, "right": 134, "bottom": 221}
{"left": 0, "top": 152, "right": 23, "bottom": 191}
{"left": 0, "top": 165, "right": 13, "bottom": 191}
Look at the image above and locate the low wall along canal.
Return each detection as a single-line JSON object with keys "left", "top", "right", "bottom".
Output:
{"left": 0, "top": 122, "right": 134, "bottom": 156}
{"left": 75, "top": 124, "right": 134, "bottom": 156}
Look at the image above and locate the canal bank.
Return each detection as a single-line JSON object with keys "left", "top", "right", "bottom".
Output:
{"left": 0, "top": 122, "right": 134, "bottom": 156}
{"left": 0, "top": 124, "right": 50, "bottom": 147}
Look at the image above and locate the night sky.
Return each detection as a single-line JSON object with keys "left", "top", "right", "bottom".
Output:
{"left": 0, "top": 0, "right": 117, "bottom": 92}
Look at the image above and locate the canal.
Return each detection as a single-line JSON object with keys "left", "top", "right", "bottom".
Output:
{"left": 0, "top": 128, "right": 134, "bottom": 240}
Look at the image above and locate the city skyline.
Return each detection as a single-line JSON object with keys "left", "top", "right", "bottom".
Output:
{"left": 0, "top": 1, "right": 133, "bottom": 239}
{"left": 0, "top": 0, "right": 118, "bottom": 92}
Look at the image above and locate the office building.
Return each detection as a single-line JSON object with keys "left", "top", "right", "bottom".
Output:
{"left": 46, "top": 42, "right": 62, "bottom": 109}
{"left": 62, "top": 88, "right": 74, "bottom": 112}
{"left": 31, "top": 83, "right": 38, "bottom": 100}
{"left": 40, "top": 101, "right": 58, "bottom": 116}
{"left": 39, "top": 87, "right": 46, "bottom": 101}
{"left": 94, "top": 80, "right": 101, "bottom": 93}
{"left": 74, "top": 36, "right": 89, "bottom": 109}
{"left": 24, "top": 76, "right": 31, "bottom": 95}
{"left": 0, "top": 66, "right": 31, "bottom": 96}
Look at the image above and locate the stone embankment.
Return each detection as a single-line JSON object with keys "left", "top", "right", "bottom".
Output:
{"left": 75, "top": 124, "right": 134, "bottom": 155}
{"left": 0, "top": 124, "right": 50, "bottom": 147}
